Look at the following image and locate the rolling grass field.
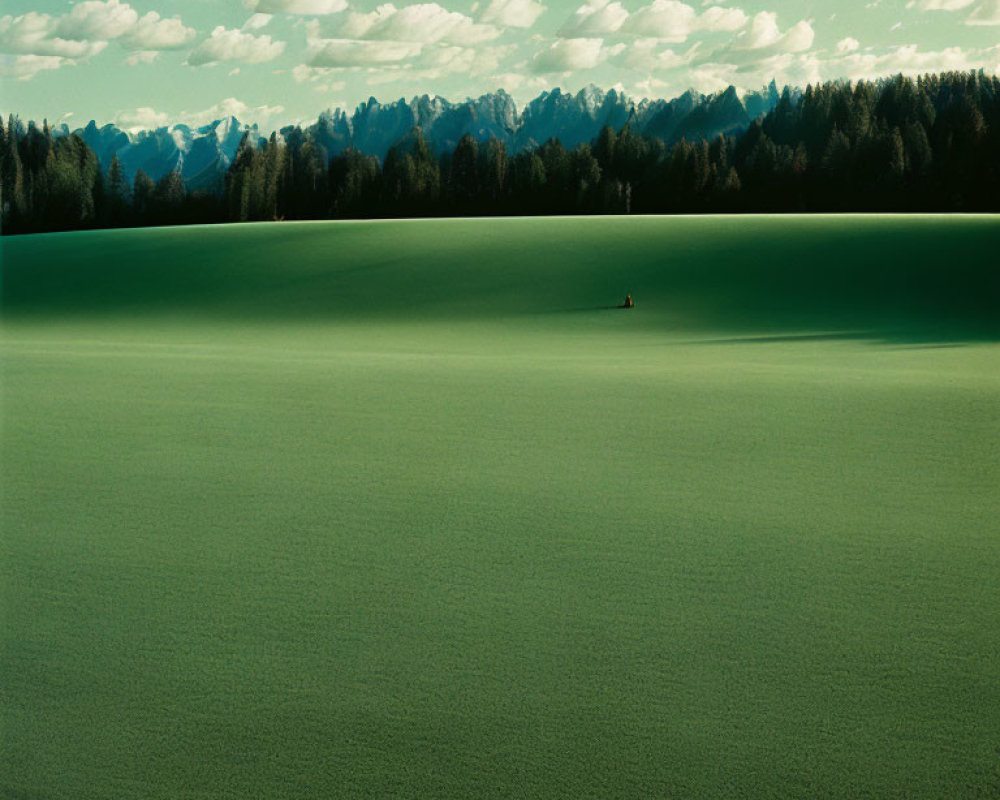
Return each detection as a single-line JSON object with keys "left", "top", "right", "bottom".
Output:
{"left": 2, "top": 215, "right": 999, "bottom": 799}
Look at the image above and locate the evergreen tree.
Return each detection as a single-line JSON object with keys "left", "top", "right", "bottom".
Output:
{"left": 132, "top": 168, "right": 155, "bottom": 221}
{"left": 446, "top": 134, "right": 479, "bottom": 210}
{"left": 152, "top": 170, "right": 186, "bottom": 225}
{"left": 106, "top": 154, "right": 129, "bottom": 226}
{"left": 482, "top": 138, "right": 508, "bottom": 205}
{"left": 263, "top": 132, "right": 285, "bottom": 220}
{"left": 1, "top": 115, "right": 27, "bottom": 230}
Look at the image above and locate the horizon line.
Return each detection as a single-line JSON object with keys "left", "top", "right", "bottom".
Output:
{"left": 8, "top": 67, "right": 1000, "bottom": 135}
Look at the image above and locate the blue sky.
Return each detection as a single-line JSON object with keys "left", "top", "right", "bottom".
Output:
{"left": 2, "top": 0, "right": 999, "bottom": 130}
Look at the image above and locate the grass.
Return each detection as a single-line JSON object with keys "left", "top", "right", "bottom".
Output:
{"left": 2, "top": 215, "right": 999, "bottom": 799}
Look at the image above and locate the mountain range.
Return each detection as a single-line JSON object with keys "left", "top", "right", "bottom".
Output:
{"left": 58, "top": 82, "right": 785, "bottom": 191}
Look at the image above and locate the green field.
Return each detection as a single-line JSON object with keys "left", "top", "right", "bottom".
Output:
{"left": 2, "top": 215, "right": 999, "bottom": 799}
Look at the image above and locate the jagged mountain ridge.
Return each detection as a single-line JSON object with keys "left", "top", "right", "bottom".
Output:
{"left": 70, "top": 83, "right": 785, "bottom": 188}
{"left": 70, "top": 116, "right": 262, "bottom": 192}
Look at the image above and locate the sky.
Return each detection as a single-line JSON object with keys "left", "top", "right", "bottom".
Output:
{"left": 2, "top": 0, "right": 999, "bottom": 131}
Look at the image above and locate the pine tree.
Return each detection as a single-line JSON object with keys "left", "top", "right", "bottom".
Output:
{"left": 132, "top": 168, "right": 154, "bottom": 221}
{"left": 263, "top": 132, "right": 285, "bottom": 220}
{"left": 2, "top": 115, "right": 27, "bottom": 230}
{"left": 227, "top": 132, "right": 256, "bottom": 222}
{"left": 447, "top": 134, "right": 479, "bottom": 209}
{"left": 482, "top": 138, "right": 507, "bottom": 205}
{"left": 153, "top": 170, "right": 185, "bottom": 225}
{"left": 106, "top": 155, "right": 129, "bottom": 226}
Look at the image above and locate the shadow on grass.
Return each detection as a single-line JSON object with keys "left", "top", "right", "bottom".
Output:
{"left": 669, "top": 322, "right": 1000, "bottom": 347}
{"left": 557, "top": 305, "right": 630, "bottom": 313}
{"left": 3, "top": 217, "right": 998, "bottom": 347}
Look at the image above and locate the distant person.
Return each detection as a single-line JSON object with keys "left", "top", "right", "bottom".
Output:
{"left": 622, "top": 294, "right": 634, "bottom": 309}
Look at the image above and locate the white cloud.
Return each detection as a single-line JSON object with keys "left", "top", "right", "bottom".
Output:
{"left": 361, "top": 41, "right": 516, "bottom": 82}
{"left": 624, "top": 0, "right": 697, "bottom": 42}
{"left": 308, "top": 37, "right": 423, "bottom": 66}
{"left": 739, "top": 12, "right": 814, "bottom": 52}
{"left": 967, "top": 0, "right": 1000, "bottom": 24}
{"left": 54, "top": 0, "right": 138, "bottom": 41}
{"left": 188, "top": 26, "right": 286, "bottom": 66}
{"left": 697, "top": 6, "right": 749, "bottom": 32}
{"left": 292, "top": 63, "right": 318, "bottom": 82}
{"left": 558, "top": 0, "right": 628, "bottom": 37}
{"left": 916, "top": 0, "right": 975, "bottom": 9}
{"left": 684, "top": 61, "right": 738, "bottom": 92}
{"left": 530, "top": 37, "right": 622, "bottom": 72}
{"left": 125, "top": 49, "right": 159, "bottom": 65}
{"left": 834, "top": 44, "right": 980, "bottom": 79}
{"left": 617, "top": 39, "right": 700, "bottom": 70}
{"left": 119, "top": 12, "right": 195, "bottom": 51}
{"left": 744, "top": 11, "right": 781, "bottom": 47}
{"left": 420, "top": 42, "right": 516, "bottom": 74}
{"left": 181, "top": 97, "right": 286, "bottom": 128}
{"left": 295, "top": 63, "right": 356, "bottom": 85}
{"left": 985, "top": 43, "right": 1000, "bottom": 71}
{"left": 836, "top": 37, "right": 860, "bottom": 53}
{"left": 0, "top": 12, "right": 108, "bottom": 58}
{"left": 479, "top": 0, "right": 546, "bottom": 28}
{"left": 738, "top": 52, "right": 822, "bottom": 88}
{"left": 338, "top": 4, "right": 500, "bottom": 45}
{"left": 116, "top": 106, "right": 170, "bottom": 130}
{"left": 0, "top": 52, "right": 65, "bottom": 79}
{"left": 0, "top": 3, "right": 194, "bottom": 72}
{"left": 243, "top": 14, "right": 274, "bottom": 31}
{"left": 244, "top": 0, "right": 348, "bottom": 14}
{"left": 621, "top": 1, "right": 745, "bottom": 43}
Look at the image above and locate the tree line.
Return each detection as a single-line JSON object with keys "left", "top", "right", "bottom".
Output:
{"left": 2, "top": 70, "right": 998, "bottom": 235}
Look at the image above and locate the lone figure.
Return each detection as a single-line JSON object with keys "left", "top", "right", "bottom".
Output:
{"left": 622, "top": 294, "right": 634, "bottom": 309}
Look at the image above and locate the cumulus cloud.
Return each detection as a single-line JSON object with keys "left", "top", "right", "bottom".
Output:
{"left": 420, "top": 42, "right": 516, "bottom": 74}
{"left": 188, "top": 26, "right": 286, "bottom": 66}
{"left": 558, "top": 0, "right": 628, "bottom": 37}
{"left": 638, "top": 61, "right": 737, "bottom": 94}
{"left": 739, "top": 11, "right": 814, "bottom": 53}
{"left": 337, "top": 3, "right": 501, "bottom": 44}
{"left": 834, "top": 44, "right": 980, "bottom": 78}
{"left": 243, "top": 14, "right": 274, "bottom": 31}
{"left": 125, "top": 49, "right": 159, "bottom": 65}
{"left": 697, "top": 6, "right": 749, "bottom": 32}
{"left": 0, "top": 52, "right": 66, "bottom": 79}
{"left": 181, "top": 97, "right": 286, "bottom": 127}
{"left": 308, "top": 37, "right": 423, "bottom": 67}
{"left": 623, "top": 0, "right": 697, "bottom": 42}
{"left": 966, "top": 0, "right": 1000, "bottom": 23}
{"left": 530, "top": 37, "right": 623, "bottom": 72}
{"left": 301, "top": 5, "right": 516, "bottom": 80}
{"left": 621, "top": 1, "right": 747, "bottom": 43}
{"left": 686, "top": 62, "right": 740, "bottom": 92}
{"left": 116, "top": 105, "right": 170, "bottom": 130}
{"left": 243, "top": 0, "right": 348, "bottom": 14}
{"left": 54, "top": 0, "right": 138, "bottom": 41}
{"left": 836, "top": 37, "right": 860, "bottom": 53}
{"left": 479, "top": 0, "right": 547, "bottom": 28}
{"left": 112, "top": 98, "right": 288, "bottom": 132}
{"left": 301, "top": 2, "right": 503, "bottom": 76}
{"left": 119, "top": 12, "right": 195, "bottom": 51}
{"left": 362, "top": 41, "right": 517, "bottom": 83}
{"left": 913, "top": 0, "right": 974, "bottom": 9}
{"left": 292, "top": 63, "right": 319, "bottom": 82}
{"left": 737, "top": 52, "right": 822, "bottom": 87}
{"left": 616, "top": 39, "right": 700, "bottom": 70}
{"left": 0, "top": 12, "right": 109, "bottom": 58}
{"left": 0, "top": 2, "right": 195, "bottom": 77}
